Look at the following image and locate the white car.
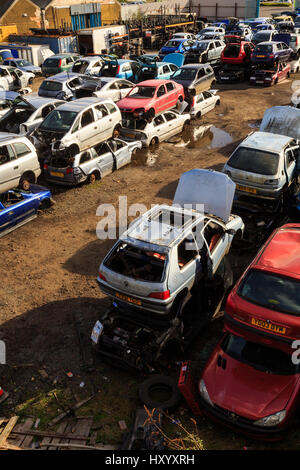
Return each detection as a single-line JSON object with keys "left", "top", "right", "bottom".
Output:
{"left": 90, "top": 77, "right": 134, "bottom": 102}
{"left": 33, "top": 97, "right": 122, "bottom": 157}
{"left": 172, "top": 32, "right": 196, "bottom": 40}
{"left": 72, "top": 56, "right": 104, "bottom": 76}
{"left": 189, "top": 90, "right": 220, "bottom": 119}
{"left": 197, "top": 27, "right": 225, "bottom": 39}
{"left": 290, "top": 56, "right": 300, "bottom": 73}
{"left": 120, "top": 109, "right": 191, "bottom": 147}
{"left": 0, "top": 66, "right": 35, "bottom": 92}
{"left": 0, "top": 92, "right": 64, "bottom": 134}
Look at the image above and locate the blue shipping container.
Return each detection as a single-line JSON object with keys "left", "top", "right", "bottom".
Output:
{"left": 8, "top": 35, "right": 79, "bottom": 54}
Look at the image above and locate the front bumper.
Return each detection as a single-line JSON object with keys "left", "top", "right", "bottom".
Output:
{"left": 199, "top": 396, "right": 287, "bottom": 441}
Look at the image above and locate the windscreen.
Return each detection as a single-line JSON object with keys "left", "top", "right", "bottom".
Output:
{"left": 228, "top": 146, "right": 279, "bottom": 175}
{"left": 40, "top": 80, "right": 62, "bottom": 92}
{"left": 128, "top": 86, "right": 156, "bottom": 98}
{"left": 40, "top": 109, "right": 77, "bottom": 131}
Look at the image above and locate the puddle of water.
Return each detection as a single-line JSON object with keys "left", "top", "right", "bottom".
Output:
{"left": 132, "top": 148, "right": 159, "bottom": 167}
{"left": 175, "top": 124, "right": 232, "bottom": 149}
{"left": 248, "top": 120, "right": 261, "bottom": 129}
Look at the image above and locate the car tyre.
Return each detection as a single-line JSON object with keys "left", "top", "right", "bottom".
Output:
{"left": 139, "top": 375, "right": 181, "bottom": 410}
{"left": 88, "top": 172, "right": 98, "bottom": 185}
{"left": 149, "top": 136, "right": 158, "bottom": 147}
{"left": 113, "top": 125, "right": 121, "bottom": 138}
{"left": 146, "top": 108, "right": 155, "bottom": 122}
{"left": 196, "top": 111, "right": 201, "bottom": 119}
{"left": 19, "top": 173, "right": 34, "bottom": 191}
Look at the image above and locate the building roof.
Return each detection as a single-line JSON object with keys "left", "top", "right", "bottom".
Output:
{"left": 31, "top": 0, "right": 53, "bottom": 8}
{"left": 0, "top": 0, "right": 52, "bottom": 19}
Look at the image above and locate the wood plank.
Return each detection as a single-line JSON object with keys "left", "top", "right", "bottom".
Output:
{"left": 0, "top": 416, "right": 19, "bottom": 446}
{"left": 11, "top": 428, "right": 88, "bottom": 441}
{"left": 12, "top": 419, "right": 34, "bottom": 448}
{"left": 51, "top": 421, "right": 74, "bottom": 451}
{"left": 21, "top": 418, "right": 35, "bottom": 449}
{"left": 48, "top": 422, "right": 68, "bottom": 451}
{"left": 89, "top": 431, "right": 97, "bottom": 446}
{"left": 53, "top": 418, "right": 93, "bottom": 451}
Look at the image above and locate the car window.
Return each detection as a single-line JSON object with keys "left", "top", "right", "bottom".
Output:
{"left": 122, "top": 64, "right": 131, "bottom": 72}
{"left": 95, "top": 104, "right": 109, "bottom": 118}
{"left": 166, "top": 82, "right": 175, "bottom": 92}
{"left": 80, "top": 152, "right": 91, "bottom": 164}
{"left": 153, "top": 115, "right": 165, "bottom": 126}
{"left": 105, "top": 102, "right": 117, "bottom": 114}
{"left": 162, "top": 65, "right": 170, "bottom": 74}
{"left": 95, "top": 142, "right": 110, "bottom": 156}
{"left": 0, "top": 68, "right": 9, "bottom": 77}
{"left": 72, "top": 118, "right": 80, "bottom": 133}
{"left": 203, "top": 91, "right": 211, "bottom": 99}
{"left": 109, "top": 81, "right": 119, "bottom": 89}
{"left": 169, "top": 64, "right": 177, "bottom": 72}
{"left": 119, "top": 80, "right": 132, "bottom": 89}
{"left": 68, "top": 78, "right": 81, "bottom": 88}
{"left": 81, "top": 109, "right": 94, "bottom": 127}
{"left": 109, "top": 140, "right": 126, "bottom": 152}
{"left": 13, "top": 142, "right": 31, "bottom": 158}
{"left": 157, "top": 85, "right": 166, "bottom": 97}
{"left": 209, "top": 43, "right": 215, "bottom": 50}
{"left": 164, "top": 112, "right": 176, "bottom": 122}
{"left": 177, "top": 234, "right": 198, "bottom": 269}
{"left": 286, "top": 148, "right": 296, "bottom": 166}
{"left": 0, "top": 191, "right": 24, "bottom": 208}
{"left": 0, "top": 144, "right": 15, "bottom": 164}
{"left": 65, "top": 57, "right": 73, "bottom": 64}
{"left": 196, "top": 94, "right": 204, "bottom": 103}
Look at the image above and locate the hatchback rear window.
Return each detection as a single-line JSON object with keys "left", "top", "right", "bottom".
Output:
{"left": 228, "top": 147, "right": 279, "bottom": 175}
{"left": 222, "top": 334, "right": 299, "bottom": 375}
{"left": 238, "top": 269, "right": 300, "bottom": 316}
{"left": 44, "top": 58, "right": 60, "bottom": 66}
{"left": 223, "top": 45, "right": 241, "bottom": 57}
{"left": 104, "top": 242, "right": 166, "bottom": 282}
{"left": 40, "top": 81, "right": 62, "bottom": 92}
{"left": 255, "top": 44, "right": 273, "bottom": 53}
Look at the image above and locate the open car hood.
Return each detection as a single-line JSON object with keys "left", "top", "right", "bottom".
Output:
{"left": 173, "top": 169, "right": 236, "bottom": 222}
{"left": 260, "top": 106, "right": 300, "bottom": 141}
{"left": 0, "top": 90, "right": 33, "bottom": 112}
{"left": 162, "top": 53, "right": 185, "bottom": 67}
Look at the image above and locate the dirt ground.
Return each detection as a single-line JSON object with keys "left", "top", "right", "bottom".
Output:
{"left": 0, "top": 63, "right": 300, "bottom": 449}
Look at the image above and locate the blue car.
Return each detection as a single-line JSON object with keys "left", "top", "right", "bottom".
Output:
{"left": 98, "top": 59, "right": 141, "bottom": 82}
{"left": 159, "top": 38, "right": 195, "bottom": 59}
{"left": 0, "top": 185, "right": 53, "bottom": 237}
{"left": 139, "top": 53, "right": 185, "bottom": 80}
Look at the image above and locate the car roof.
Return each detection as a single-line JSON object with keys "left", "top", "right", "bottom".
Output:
{"left": 23, "top": 94, "right": 63, "bottom": 108}
{"left": 179, "top": 64, "right": 209, "bottom": 69}
{"left": 166, "top": 38, "right": 186, "bottom": 43}
{"left": 136, "top": 79, "right": 172, "bottom": 86}
{"left": 46, "top": 53, "right": 79, "bottom": 58}
{"left": 240, "top": 131, "right": 293, "bottom": 152}
{"left": 0, "top": 132, "right": 24, "bottom": 142}
{"left": 43, "top": 72, "right": 81, "bottom": 82}
{"left": 56, "top": 96, "right": 114, "bottom": 111}
{"left": 253, "top": 225, "right": 300, "bottom": 279}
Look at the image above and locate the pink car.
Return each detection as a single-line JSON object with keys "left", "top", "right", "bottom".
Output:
{"left": 117, "top": 79, "right": 184, "bottom": 120}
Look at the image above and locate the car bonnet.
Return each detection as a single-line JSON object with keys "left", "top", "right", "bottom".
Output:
{"left": 173, "top": 169, "right": 236, "bottom": 223}
{"left": 162, "top": 53, "right": 185, "bottom": 67}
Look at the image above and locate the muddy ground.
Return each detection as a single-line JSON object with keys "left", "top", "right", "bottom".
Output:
{"left": 0, "top": 68, "right": 299, "bottom": 450}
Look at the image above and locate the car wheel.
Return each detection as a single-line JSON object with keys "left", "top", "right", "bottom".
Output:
{"left": 146, "top": 108, "right": 155, "bottom": 122}
{"left": 196, "top": 111, "right": 201, "bottom": 119}
{"left": 88, "top": 172, "right": 97, "bottom": 185}
{"left": 149, "top": 137, "right": 158, "bottom": 147}
{"left": 139, "top": 375, "right": 181, "bottom": 410}
{"left": 19, "top": 176, "right": 32, "bottom": 191}
{"left": 28, "top": 77, "right": 34, "bottom": 85}
{"left": 113, "top": 125, "right": 121, "bottom": 138}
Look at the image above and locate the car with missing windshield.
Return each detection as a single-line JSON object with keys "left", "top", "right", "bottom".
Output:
{"left": 251, "top": 30, "right": 279, "bottom": 45}
{"left": 221, "top": 37, "right": 255, "bottom": 65}
{"left": 189, "top": 89, "right": 220, "bottom": 119}
{"left": 159, "top": 39, "right": 195, "bottom": 59}
{"left": 32, "top": 97, "right": 122, "bottom": 159}
{"left": 43, "top": 138, "right": 142, "bottom": 185}
{"left": 120, "top": 109, "right": 191, "bottom": 147}
{"left": 38, "top": 73, "right": 88, "bottom": 100}
{"left": 185, "top": 39, "right": 226, "bottom": 64}
{"left": 0, "top": 92, "right": 64, "bottom": 135}
{"left": 0, "top": 185, "right": 53, "bottom": 237}
{"left": 71, "top": 56, "right": 103, "bottom": 76}
{"left": 117, "top": 79, "right": 184, "bottom": 121}
{"left": 171, "top": 64, "right": 215, "bottom": 96}
{"left": 250, "top": 62, "right": 290, "bottom": 86}
{"left": 97, "top": 169, "right": 244, "bottom": 317}
{"left": 0, "top": 133, "right": 41, "bottom": 192}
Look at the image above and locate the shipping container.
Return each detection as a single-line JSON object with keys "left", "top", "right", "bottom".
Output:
{"left": 8, "top": 34, "right": 79, "bottom": 55}
{"left": 0, "top": 43, "right": 54, "bottom": 65}
{"left": 77, "top": 25, "right": 127, "bottom": 54}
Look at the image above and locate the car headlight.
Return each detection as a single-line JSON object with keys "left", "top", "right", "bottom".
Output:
{"left": 199, "top": 379, "right": 214, "bottom": 407}
{"left": 264, "top": 178, "right": 280, "bottom": 186}
{"left": 254, "top": 410, "right": 286, "bottom": 427}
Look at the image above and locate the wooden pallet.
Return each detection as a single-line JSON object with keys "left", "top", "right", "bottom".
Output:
{"left": 2, "top": 416, "right": 99, "bottom": 450}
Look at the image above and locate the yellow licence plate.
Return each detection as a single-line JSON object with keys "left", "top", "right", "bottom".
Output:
{"left": 257, "top": 55, "right": 265, "bottom": 58}
{"left": 251, "top": 317, "right": 286, "bottom": 335}
{"left": 115, "top": 292, "right": 142, "bottom": 306}
{"left": 124, "top": 132, "right": 136, "bottom": 139}
{"left": 236, "top": 184, "right": 257, "bottom": 194}
{"left": 50, "top": 171, "right": 64, "bottom": 178}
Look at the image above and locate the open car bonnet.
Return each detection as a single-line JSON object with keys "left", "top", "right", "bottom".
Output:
{"left": 173, "top": 169, "right": 236, "bottom": 222}
{"left": 162, "top": 53, "right": 185, "bottom": 67}
{"left": 260, "top": 106, "right": 300, "bottom": 141}
{"left": 0, "top": 90, "right": 32, "bottom": 108}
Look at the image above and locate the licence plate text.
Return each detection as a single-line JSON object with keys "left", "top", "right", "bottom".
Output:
{"left": 236, "top": 184, "right": 257, "bottom": 194}
{"left": 251, "top": 317, "right": 286, "bottom": 335}
{"left": 115, "top": 292, "right": 142, "bottom": 306}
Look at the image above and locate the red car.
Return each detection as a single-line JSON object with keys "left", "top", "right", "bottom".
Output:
{"left": 198, "top": 330, "right": 300, "bottom": 440}
{"left": 221, "top": 36, "right": 255, "bottom": 65}
{"left": 250, "top": 62, "right": 290, "bottom": 86}
{"left": 225, "top": 223, "right": 300, "bottom": 346}
{"left": 116, "top": 79, "right": 184, "bottom": 120}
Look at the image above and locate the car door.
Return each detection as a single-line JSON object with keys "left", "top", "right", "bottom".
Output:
{"left": 285, "top": 146, "right": 297, "bottom": 183}
{"left": 164, "top": 111, "right": 182, "bottom": 138}
{"left": 121, "top": 63, "right": 133, "bottom": 80}
{"left": 156, "top": 84, "right": 168, "bottom": 113}
{"left": 14, "top": 69, "right": 28, "bottom": 89}
{"left": 27, "top": 103, "right": 56, "bottom": 133}
{"left": 2, "top": 190, "right": 38, "bottom": 233}
{"left": 0, "top": 144, "right": 19, "bottom": 192}
{"left": 202, "top": 90, "right": 215, "bottom": 113}
{"left": 152, "top": 114, "right": 167, "bottom": 141}
{"left": 108, "top": 139, "right": 132, "bottom": 169}
{"left": 281, "top": 42, "right": 291, "bottom": 60}
{"left": 202, "top": 219, "right": 228, "bottom": 275}
{"left": 207, "top": 42, "right": 216, "bottom": 61}
{"left": 94, "top": 142, "right": 114, "bottom": 176}
{"left": 77, "top": 107, "right": 98, "bottom": 147}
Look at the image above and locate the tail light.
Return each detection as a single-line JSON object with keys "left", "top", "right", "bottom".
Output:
{"left": 43, "top": 163, "right": 48, "bottom": 170}
{"left": 66, "top": 167, "right": 73, "bottom": 174}
{"left": 148, "top": 290, "right": 170, "bottom": 300}
{"left": 269, "top": 54, "right": 274, "bottom": 58}
{"left": 117, "top": 65, "right": 121, "bottom": 74}
{"left": 225, "top": 291, "right": 237, "bottom": 315}
{"left": 98, "top": 271, "right": 107, "bottom": 281}
{"left": 58, "top": 59, "right": 62, "bottom": 68}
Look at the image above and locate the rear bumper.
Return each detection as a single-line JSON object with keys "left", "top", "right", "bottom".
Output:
{"left": 44, "top": 172, "right": 84, "bottom": 186}
{"left": 199, "top": 396, "right": 287, "bottom": 441}
{"left": 97, "top": 278, "right": 174, "bottom": 315}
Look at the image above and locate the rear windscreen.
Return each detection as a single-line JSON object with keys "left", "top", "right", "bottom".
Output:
{"left": 228, "top": 146, "right": 279, "bottom": 175}
{"left": 223, "top": 45, "right": 240, "bottom": 58}
{"left": 104, "top": 242, "right": 166, "bottom": 282}
{"left": 40, "top": 80, "right": 62, "bottom": 91}
{"left": 44, "top": 58, "right": 60, "bottom": 66}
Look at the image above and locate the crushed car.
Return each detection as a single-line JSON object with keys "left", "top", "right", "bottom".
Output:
{"left": 120, "top": 109, "right": 191, "bottom": 147}
{"left": 185, "top": 39, "right": 226, "bottom": 65}
{"left": 0, "top": 65, "right": 35, "bottom": 92}
{"left": 32, "top": 97, "right": 122, "bottom": 161}
{"left": 249, "top": 62, "right": 291, "bottom": 86}
{"left": 74, "top": 77, "right": 134, "bottom": 102}
{"left": 171, "top": 64, "right": 215, "bottom": 97}
{"left": 0, "top": 185, "right": 53, "bottom": 237}
{"left": 43, "top": 138, "right": 142, "bottom": 185}
{"left": 92, "top": 170, "right": 244, "bottom": 372}
{"left": 0, "top": 92, "right": 64, "bottom": 134}
{"left": 189, "top": 89, "right": 220, "bottom": 119}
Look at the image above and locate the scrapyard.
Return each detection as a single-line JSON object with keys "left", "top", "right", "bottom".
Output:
{"left": 1, "top": 1, "right": 300, "bottom": 454}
